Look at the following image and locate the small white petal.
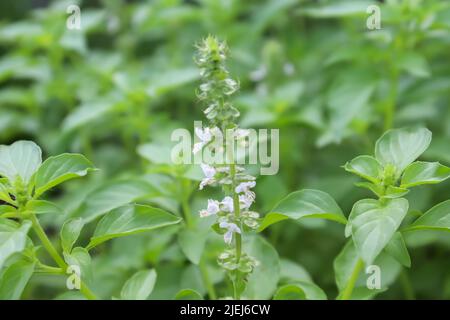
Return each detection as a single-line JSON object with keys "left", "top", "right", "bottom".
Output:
{"left": 219, "top": 221, "right": 230, "bottom": 229}
{"left": 235, "top": 181, "right": 256, "bottom": 194}
{"left": 199, "top": 210, "right": 209, "bottom": 218}
{"left": 199, "top": 177, "right": 214, "bottom": 190}
{"left": 195, "top": 127, "right": 212, "bottom": 142}
{"left": 193, "top": 142, "right": 204, "bottom": 154}
{"left": 201, "top": 163, "right": 216, "bottom": 178}
{"left": 239, "top": 194, "right": 253, "bottom": 210}
{"left": 228, "top": 223, "right": 241, "bottom": 234}
{"left": 221, "top": 196, "right": 234, "bottom": 212}
{"left": 224, "top": 231, "right": 233, "bottom": 245}
{"left": 207, "top": 199, "right": 220, "bottom": 215}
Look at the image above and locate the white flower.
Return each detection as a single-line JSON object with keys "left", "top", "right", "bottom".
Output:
{"left": 200, "top": 199, "right": 220, "bottom": 217}
{"left": 239, "top": 193, "right": 254, "bottom": 210}
{"left": 199, "top": 163, "right": 216, "bottom": 190}
{"left": 219, "top": 222, "right": 241, "bottom": 245}
{"left": 235, "top": 181, "right": 256, "bottom": 194}
{"left": 193, "top": 127, "right": 212, "bottom": 154}
{"left": 221, "top": 196, "right": 234, "bottom": 212}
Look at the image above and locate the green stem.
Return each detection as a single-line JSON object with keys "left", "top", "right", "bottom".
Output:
{"left": 80, "top": 282, "right": 98, "bottom": 300}
{"left": 199, "top": 260, "right": 217, "bottom": 300}
{"left": 30, "top": 214, "right": 66, "bottom": 268}
{"left": 181, "top": 192, "right": 194, "bottom": 228}
{"left": 399, "top": 270, "right": 415, "bottom": 300}
{"left": 230, "top": 163, "right": 242, "bottom": 264}
{"left": 29, "top": 214, "right": 98, "bottom": 300}
{"left": 228, "top": 144, "right": 242, "bottom": 300}
{"left": 340, "top": 258, "right": 364, "bottom": 300}
{"left": 233, "top": 279, "right": 239, "bottom": 300}
{"left": 384, "top": 50, "right": 399, "bottom": 131}
{"left": 180, "top": 178, "right": 194, "bottom": 227}
{"left": 35, "top": 263, "right": 64, "bottom": 274}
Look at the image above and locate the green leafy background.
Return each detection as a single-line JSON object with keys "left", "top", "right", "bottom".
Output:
{"left": 0, "top": 0, "right": 449, "bottom": 299}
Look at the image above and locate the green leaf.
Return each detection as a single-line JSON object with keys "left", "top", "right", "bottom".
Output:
{"left": 384, "top": 232, "right": 411, "bottom": 268}
{"left": 244, "top": 235, "right": 280, "bottom": 299}
{"left": 0, "top": 141, "right": 42, "bottom": 185}
{"left": 274, "top": 282, "right": 326, "bottom": 300}
{"left": 0, "top": 181, "right": 15, "bottom": 205}
{"left": 0, "top": 205, "right": 16, "bottom": 217}
{"left": 346, "top": 198, "right": 409, "bottom": 264}
{"left": 0, "top": 260, "right": 35, "bottom": 299}
{"left": 279, "top": 259, "right": 312, "bottom": 283}
{"left": 354, "top": 182, "right": 384, "bottom": 197}
{"left": 178, "top": 227, "right": 207, "bottom": 265}
{"left": 334, "top": 240, "right": 401, "bottom": 299}
{"left": 0, "top": 221, "right": 31, "bottom": 269}
{"left": 63, "top": 247, "right": 92, "bottom": 285}
{"left": 75, "top": 179, "right": 161, "bottom": 222}
{"left": 401, "top": 161, "right": 450, "bottom": 188}
{"left": 146, "top": 68, "right": 199, "bottom": 97}
{"left": 318, "top": 73, "right": 375, "bottom": 147}
{"left": 258, "top": 189, "right": 346, "bottom": 231}
{"left": 375, "top": 127, "right": 432, "bottom": 174}
{"left": 382, "top": 186, "right": 410, "bottom": 199}
{"left": 334, "top": 240, "right": 360, "bottom": 293}
{"left": 397, "top": 52, "right": 430, "bottom": 78}
{"left": 174, "top": 288, "right": 204, "bottom": 300}
{"left": 60, "top": 218, "right": 84, "bottom": 254}
{"left": 34, "top": 154, "right": 96, "bottom": 198}
{"left": 403, "top": 200, "right": 450, "bottom": 233}
{"left": 120, "top": 269, "right": 157, "bottom": 300}
{"left": 87, "top": 204, "right": 181, "bottom": 249}
{"left": 298, "top": 1, "right": 372, "bottom": 18}
{"left": 273, "top": 284, "right": 306, "bottom": 300}
{"left": 344, "top": 155, "right": 382, "bottom": 184}
{"left": 62, "top": 101, "right": 115, "bottom": 132}
{"left": 355, "top": 182, "right": 409, "bottom": 199}
{"left": 25, "top": 200, "right": 62, "bottom": 215}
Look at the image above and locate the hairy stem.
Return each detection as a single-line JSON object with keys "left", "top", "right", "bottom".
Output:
{"left": 340, "top": 258, "right": 364, "bottom": 300}
{"left": 228, "top": 149, "right": 242, "bottom": 300}
{"left": 29, "top": 213, "right": 98, "bottom": 300}
{"left": 230, "top": 162, "right": 242, "bottom": 264}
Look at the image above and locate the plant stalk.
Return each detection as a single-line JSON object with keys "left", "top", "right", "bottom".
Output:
{"left": 340, "top": 258, "right": 364, "bottom": 300}
{"left": 230, "top": 162, "right": 242, "bottom": 264}
{"left": 29, "top": 213, "right": 98, "bottom": 300}
{"left": 400, "top": 269, "right": 415, "bottom": 300}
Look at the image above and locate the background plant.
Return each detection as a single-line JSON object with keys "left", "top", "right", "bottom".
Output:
{"left": 0, "top": 0, "right": 449, "bottom": 299}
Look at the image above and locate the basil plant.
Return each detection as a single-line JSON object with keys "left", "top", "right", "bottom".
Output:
{"left": 260, "top": 127, "right": 450, "bottom": 299}
{"left": 0, "top": 141, "right": 180, "bottom": 300}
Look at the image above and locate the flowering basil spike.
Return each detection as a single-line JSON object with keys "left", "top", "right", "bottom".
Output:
{"left": 194, "top": 36, "right": 260, "bottom": 298}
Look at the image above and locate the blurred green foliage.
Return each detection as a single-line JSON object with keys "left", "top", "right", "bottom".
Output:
{"left": 0, "top": 0, "right": 449, "bottom": 299}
